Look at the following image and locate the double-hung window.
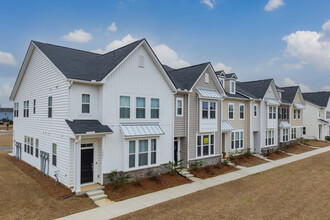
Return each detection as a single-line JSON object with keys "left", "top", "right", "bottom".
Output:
{"left": 297, "top": 110, "right": 301, "bottom": 119}
{"left": 27, "top": 137, "right": 30, "bottom": 154}
{"left": 278, "top": 107, "right": 282, "bottom": 119}
{"left": 136, "top": 97, "right": 146, "bottom": 119}
{"left": 282, "top": 129, "right": 289, "bottom": 142}
{"left": 269, "top": 106, "right": 276, "bottom": 119}
{"left": 82, "top": 94, "right": 90, "bottom": 113}
{"left": 14, "top": 102, "right": 19, "bottom": 117}
{"left": 265, "top": 130, "right": 275, "bottom": 146}
{"left": 129, "top": 141, "right": 135, "bottom": 168}
{"left": 151, "top": 98, "right": 159, "bottom": 119}
{"left": 138, "top": 140, "right": 148, "bottom": 166}
{"left": 35, "top": 139, "right": 39, "bottom": 158}
{"left": 30, "top": 138, "right": 33, "bottom": 156}
{"left": 291, "top": 128, "right": 297, "bottom": 139}
{"left": 254, "top": 105, "right": 257, "bottom": 117}
{"left": 33, "top": 99, "right": 36, "bottom": 114}
{"left": 24, "top": 101, "right": 29, "bottom": 117}
{"left": 210, "top": 102, "right": 216, "bottom": 119}
{"left": 228, "top": 104, "right": 234, "bottom": 120}
{"left": 239, "top": 104, "right": 244, "bottom": 119}
{"left": 48, "top": 97, "right": 52, "bottom": 118}
{"left": 52, "top": 144, "right": 57, "bottom": 166}
{"left": 303, "top": 127, "right": 306, "bottom": 135}
{"left": 24, "top": 136, "right": 27, "bottom": 152}
{"left": 197, "top": 135, "right": 215, "bottom": 157}
{"left": 294, "top": 110, "right": 297, "bottom": 119}
{"left": 120, "top": 96, "right": 130, "bottom": 118}
{"left": 151, "top": 139, "right": 156, "bottom": 164}
{"left": 231, "top": 131, "right": 244, "bottom": 150}
{"left": 230, "top": 81, "right": 235, "bottom": 93}
{"left": 202, "top": 102, "right": 208, "bottom": 119}
{"left": 176, "top": 98, "right": 183, "bottom": 116}
{"left": 202, "top": 101, "right": 216, "bottom": 119}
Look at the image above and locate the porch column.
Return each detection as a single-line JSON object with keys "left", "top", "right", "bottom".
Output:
{"left": 74, "top": 137, "right": 82, "bottom": 193}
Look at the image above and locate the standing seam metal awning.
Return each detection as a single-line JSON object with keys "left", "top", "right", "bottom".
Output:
{"left": 265, "top": 98, "right": 280, "bottom": 106}
{"left": 318, "top": 119, "right": 329, "bottom": 124}
{"left": 293, "top": 102, "right": 306, "bottom": 109}
{"left": 222, "top": 120, "right": 235, "bottom": 132}
{"left": 280, "top": 121, "right": 292, "bottom": 128}
{"left": 196, "top": 88, "right": 222, "bottom": 99}
{"left": 120, "top": 124, "right": 165, "bottom": 138}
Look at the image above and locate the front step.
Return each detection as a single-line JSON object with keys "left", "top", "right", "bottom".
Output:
{"left": 86, "top": 189, "right": 104, "bottom": 197}
{"left": 90, "top": 194, "right": 108, "bottom": 201}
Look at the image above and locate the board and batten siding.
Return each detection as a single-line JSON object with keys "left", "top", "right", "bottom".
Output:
{"left": 189, "top": 68, "right": 222, "bottom": 160}
{"left": 100, "top": 44, "right": 174, "bottom": 173}
{"left": 13, "top": 47, "right": 72, "bottom": 187}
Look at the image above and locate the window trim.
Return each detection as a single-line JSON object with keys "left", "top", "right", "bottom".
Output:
{"left": 24, "top": 100, "right": 29, "bottom": 118}
{"left": 265, "top": 129, "right": 275, "bottom": 146}
{"left": 48, "top": 96, "right": 52, "bottom": 118}
{"left": 136, "top": 97, "right": 146, "bottom": 119}
{"left": 150, "top": 98, "right": 160, "bottom": 119}
{"left": 282, "top": 128, "right": 289, "bottom": 142}
{"left": 128, "top": 138, "right": 158, "bottom": 170}
{"left": 228, "top": 103, "right": 234, "bottom": 120}
{"left": 291, "top": 127, "right": 297, "bottom": 140}
{"left": 52, "top": 143, "right": 57, "bottom": 167}
{"left": 268, "top": 106, "right": 276, "bottom": 120}
{"left": 119, "top": 96, "right": 130, "bottom": 119}
{"left": 254, "top": 104, "right": 257, "bottom": 117}
{"left": 230, "top": 130, "right": 244, "bottom": 150}
{"left": 239, "top": 104, "right": 245, "bottom": 120}
{"left": 196, "top": 134, "right": 216, "bottom": 158}
{"left": 297, "top": 110, "right": 301, "bottom": 120}
{"left": 176, "top": 97, "right": 184, "bottom": 117}
{"left": 33, "top": 99, "right": 36, "bottom": 114}
{"left": 14, "top": 102, "right": 19, "bottom": 117}
{"left": 82, "top": 94, "right": 90, "bottom": 114}
{"left": 230, "top": 80, "right": 236, "bottom": 94}
{"left": 219, "top": 78, "right": 224, "bottom": 87}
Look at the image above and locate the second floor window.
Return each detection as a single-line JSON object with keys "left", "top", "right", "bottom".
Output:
{"left": 33, "top": 99, "right": 36, "bottom": 114}
{"left": 14, "top": 102, "right": 19, "bottom": 117}
{"left": 151, "top": 98, "right": 159, "bottom": 119}
{"left": 327, "top": 111, "right": 330, "bottom": 119}
{"left": 230, "top": 81, "right": 235, "bottom": 93}
{"left": 228, "top": 104, "right": 234, "bottom": 120}
{"left": 82, "top": 94, "right": 90, "bottom": 113}
{"left": 254, "top": 105, "right": 257, "bottom": 117}
{"left": 239, "top": 104, "right": 244, "bottom": 119}
{"left": 297, "top": 110, "right": 301, "bottom": 119}
{"left": 202, "top": 102, "right": 208, "bottom": 119}
{"left": 269, "top": 106, "right": 276, "bottom": 119}
{"left": 136, "top": 97, "right": 146, "bottom": 118}
{"left": 202, "top": 101, "right": 216, "bottom": 119}
{"left": 176, "top": 98, "right": 183, "bottom": 116}
{"left": 48, "top": 96, "right": 52, "bottom": 118}
{"left": 120, "top": 96, "right": 130, "bottom": 118}
{"left": 294, "top": 110, "right": 297, "bottom": 119}
{"left": 24, "top": 100, "right": 29, "bottom": 117}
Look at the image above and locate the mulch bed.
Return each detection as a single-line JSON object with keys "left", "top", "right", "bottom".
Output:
{"left": 263, "top": 151, "right": 290, "bottom": 160}
{"left": 189, "top": 163, "right": 238, "bottom": 179}
{"left": 230, "top": 154, "right": 268, "bottom": 167}
{"left": 6, "top": 155, "right": 77, "bottom": 200}
{"left": 104, "top": 173, "right": 191, "bottom": 201}
{"left": 284, "top": 144, "right": 316, "bottom": 154}
{"left": 306, "top": 140, "right": 330, "bottom": 148}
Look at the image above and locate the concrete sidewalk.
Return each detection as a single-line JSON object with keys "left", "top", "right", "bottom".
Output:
{"left": 0, "top": 147, "right": 12, "bottom": 151}
{"left": 57, "top": 146, "right": 330, "bottom": 220}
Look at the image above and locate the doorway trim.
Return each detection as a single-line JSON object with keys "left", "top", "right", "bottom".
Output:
{"left": 174, "top": 137, "right": 180, "bottom": 162}
{"left": 80, "top": 142, "right": 97, "bottom": 186}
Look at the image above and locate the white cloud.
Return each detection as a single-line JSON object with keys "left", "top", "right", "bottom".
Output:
{"left": 107, "top": 22, "right": 118, "bottom": 32}
{"left": 321, "top": 85, "right": 330, "bottom": 91}
{"left": 0, "top": 83, "right": 13, "bottom": 107}
{"left": 62, "top": 29, "right": 92, "bottom": 43}
{"left": 0, "top": 51, "right": 16, "bottom": 66}
{"left": 201, "top": 0, "right": 215, "bottom": 9}
{"left": 282, "top": 77, "right": 312, "bottom": 92}
{"left": 265, "top": 0, "right": 284, "bottom": 11}
{"left": 93, "top": 34, "right": 137, "bottom": 54}
{"left": 282, "top": 61, "right": 306, "bottom": 70}
{"left": 282, "top": 19, "right": 330, "bottom": 71}
{"left": 254, "top": 57, "right": 280, "bottom": 71}
{"left": 153, "top": 44, "right": 190, "bottom": 68}
{"left": 214, "top": 62, "right": 232, "bottom": 73}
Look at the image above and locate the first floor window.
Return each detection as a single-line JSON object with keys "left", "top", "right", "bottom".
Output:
{"left": 52, "top": 143, "right": 57, "bottom": 166}
{"left": 197, "top": 134, "right": 215, "bottom": 157}
{"left": 33, "top": 99, "right": 36, "bottom": 114}
{"left": 303, "top": 127, "right": 306, "bottom": 135}
{"left": 151, "top": 98, "right": 160, "bottom": 119}
{"left": 138, "top": 140, "right": 148, "bottom": 166}
{"left": 30, "top": 138, "right": 33, "bottom": 156}
{"left": 120, "top": 96, "right": 130, "bottom": 118}
{"left": 231, "top": 131, "right": 244, "bottom": 150}
{"left": 265, "top": 130, "right": 275, "bottom": 146}
{"left": 282, "top": 129, "right": 289, "bottom": 142}
{"left": 291, "top": 128, "right": 297, "bottom": 139}
{"left": 35, "top": 139, "right": 39, "bottom": 158}
{"left": 24, "top": 136, "right": 27, "bottom": 152}
{"left": 136, "top": 97, "right": 146, "bottom": 118}
{"left": 48, "top": 96, "right": 52, "bottom": 118}
{"left": 82, "top": 94, "right": 90, "bottom": 113}
{"left": 129, "top": 141, "right": 135, "bottom": 168}
{"left": 27, "top": 137, "right": 30, "bottom": 154}
{"left": 151, "top": 139, "right": 156, "bottom": 164}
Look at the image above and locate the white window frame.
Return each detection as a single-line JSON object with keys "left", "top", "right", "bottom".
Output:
{"left": 119, "top": 96, "right": 130, "bottom": 119}
{"left": 230, "top": 130, "right": 244, "bottom": 150}
{"left": 33, "top": 99, "right": 36, "bottom": 114}
{"left": 136, "top": 97, "right": 146, "bottom": 119}
{"left": 282, "top": 128, "right": 289, "bottom": 142}
{"left": 150, "top": 98, "right": 160, "bottom": 119}
{"left": 268, "top": 106, "right": 276, "bottom": 119}
{"left": 230, "top": 80, "right": 236, "bottom": 94}
{"left": 303, "top": 127, "right": 306, "bottom": 135}
{"left": 297, "top": 110, "right": 301, "bottom": 119}
{"left": 291, "top": 127, "right": 297, "bottom": 140}
{"left": 196, "top": 134, "right": 215, "bottom": 158}
{"left": 294, "top": 109, "right": 297, "bottom": 120}
{"left": 176, "top": 97, "right": 184, "bottom": 117}
{"left": 239, "top": 104, "right": 245, "bottom": 120}
{"left": 48, "top": 96, "right": 52, "bottom": 118}
{"left": 254, "top": 104, "right": 257, "bottom": 117}
{"left": 228, "top": 103, "right": 234, "bottom": 120}
{"left": 14, "top": 102, "right": 19, "bottom": 117}
{"left": 128, "top": 138, "right": 158, "bottom": 170}
{"left": 52, "top": 143, "right": 57, "bottom": 167}
{"left": 219, "top": 78, "right": 224, "bottom": 87}
{"left": 326, "top": 111, "right": 330, "bottom": 120}
{"left": 82, "top": 94, "right": 90, "bottom": 114}
{"left": 201, "top": 100, "right": 217, "bottom": 120}
{"left": 265, "top": 129, "right": 275, "bottom": 146}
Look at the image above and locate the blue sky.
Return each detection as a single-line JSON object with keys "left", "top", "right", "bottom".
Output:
{"left": 1, "top": 0, "right": 330, "bottom": 106}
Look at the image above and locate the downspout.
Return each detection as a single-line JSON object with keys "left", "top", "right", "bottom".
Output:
{"left": 250, "top": 100, "right": 254, "bottom": 152}
{"left": 68, "top": 81, "right": 73, "bottom": 120}
{"left": 187, "top": 93, "right": 190, "bottom": 167}
{"left": 74, "top": 135, "right": 81, "bottom": 192}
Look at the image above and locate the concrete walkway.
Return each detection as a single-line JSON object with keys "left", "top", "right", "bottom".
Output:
{"left": 57, "top": 146, "right": 330, "bottom": 220}
{"left": 0, "top": 147, "right": 12, "bottom": 151}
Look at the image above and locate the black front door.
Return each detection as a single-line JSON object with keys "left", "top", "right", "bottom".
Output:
{"left": 174, "top": 141, "right": 178, "bottom": 163}
{"left": 81, "top": 148, "right": 94, "bottom": 184}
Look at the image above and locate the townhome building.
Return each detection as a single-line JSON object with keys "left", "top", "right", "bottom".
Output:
{"left": 236, "top": 79, "right": 281, "bottom": 153}
{"left": 10, "top": 39, "right": 177, "bottom": 192}
{"left": 164, "top": 63, "right": 226, "bottom": 166}
{"left": 302, "top": 92, "right": 330, "bottom": 140}
{"left": 277, "top": 86, "right": 306, "bottom": 143}
{"left": 215, "top": 71, "right": 251, "bottom": 154}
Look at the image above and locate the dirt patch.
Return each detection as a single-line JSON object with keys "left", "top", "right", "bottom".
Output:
{"left": 306, "top": 140, "right": 330, "bottom": 148}
{"left": 0, "top": 133, "right": 12, "bottom": 147}
{"left": 116, "top": 151, "right": 330, "bottom": 220}
{"left": 0, "top": 151, "right": 96, "bottom": 220}
{"left": 189, "top": 163, "right": 238, "bottom": 179}
{"left": 104, "top": 173, "right": 190, "bottom": 201}
{"left": 230, "top": 154, "right": 268, "bottom": 167}
{"left": 284, "top": 144, "right": 316, "bottom": 154}
{"left": 263, "top": 151, "right": 290, "bottom": 160}
{"left": 0, "top": 124, "right": 13, "bottom": 131}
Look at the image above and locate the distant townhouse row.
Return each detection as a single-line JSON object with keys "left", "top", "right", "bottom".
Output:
{"left": 9, "top": 38, "right": 330, "bottom": 192}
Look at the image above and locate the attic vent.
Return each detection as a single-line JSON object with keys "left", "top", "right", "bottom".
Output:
{"left": 138, "top": 55, "right": 145, "bottom": 68}
{"left": 205, "top": 73, "right": 209, "bottom": 83}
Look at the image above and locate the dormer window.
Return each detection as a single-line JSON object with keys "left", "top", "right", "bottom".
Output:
{"left": 230, "top": 81, "right": 236, "bottom": 94}
{"left": 205, "top": 73, "right": 209, "bottom": 83}
{"left": 219, "top": 78, "right": 224, "bottom": 87}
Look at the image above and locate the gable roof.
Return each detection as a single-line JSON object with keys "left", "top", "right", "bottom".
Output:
{"left": 303, "top": 91, "right": 330, "bottom": 107}
{"left": 66, "top": 120, "right": 113, "bottom": 135}
{"left": 163, "top": 63, "right": 209, "bottom": 90}
{"left": 215, "top": 70, "right": 226, "bottom": 78}
{"left": 33, "top": 39, "right": 143, "bottom": 81}
{"left": 225, "top": 73, "right": 238, "bottom": 79}
{"left": 215, "top": 71, "right": 238, "bottom": 80}
{"left": 279, "top": 86, "right": 299, "bottom": 104}
{"left": 236, "top": 79, "right": 273, "bottom": 99}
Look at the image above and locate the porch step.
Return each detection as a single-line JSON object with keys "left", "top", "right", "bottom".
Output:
{"left": 90, "top": 193, "right": 108, "bottom": 201}
{"left": 86, "top": 189, "right": 104, "bottom": 197}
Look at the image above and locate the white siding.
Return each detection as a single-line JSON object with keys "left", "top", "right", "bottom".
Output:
{"left": 303, "top": 102, "right": 321, "bottom": 139}
{"left": 13, "top": 47, "right": 72, "bottom": 187}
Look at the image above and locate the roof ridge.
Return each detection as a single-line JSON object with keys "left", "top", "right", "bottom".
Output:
{"left": 238, "top": 78, "right": 273, "bottom": 84}
{"left": 167, "top": 62, "right": 210, "bottom": 72}
{"left": 99, "top": 39, "right": 144, "bottom": 57}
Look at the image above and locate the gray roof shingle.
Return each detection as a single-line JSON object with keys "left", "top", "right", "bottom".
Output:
{"left": 163, "top": 63, "right": 209, "bottom": 90}
{"left": 66, "top": 120, "right": 113, "bottom": 135}
{"left": 303, "top": 91, "right": 330, "bottom": 107}
{"left": 236, "top": 79, "right": 273, "bottom": 99}
{"left": 33, "top": 39, "right": 143, "bottom": 81}
{"left": 278, "top": 86, "right": 299, "bottom": 104}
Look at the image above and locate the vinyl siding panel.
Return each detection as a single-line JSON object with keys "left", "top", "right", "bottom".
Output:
{"left": 174, "top": 93, "right": 187, "bottom": 137}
